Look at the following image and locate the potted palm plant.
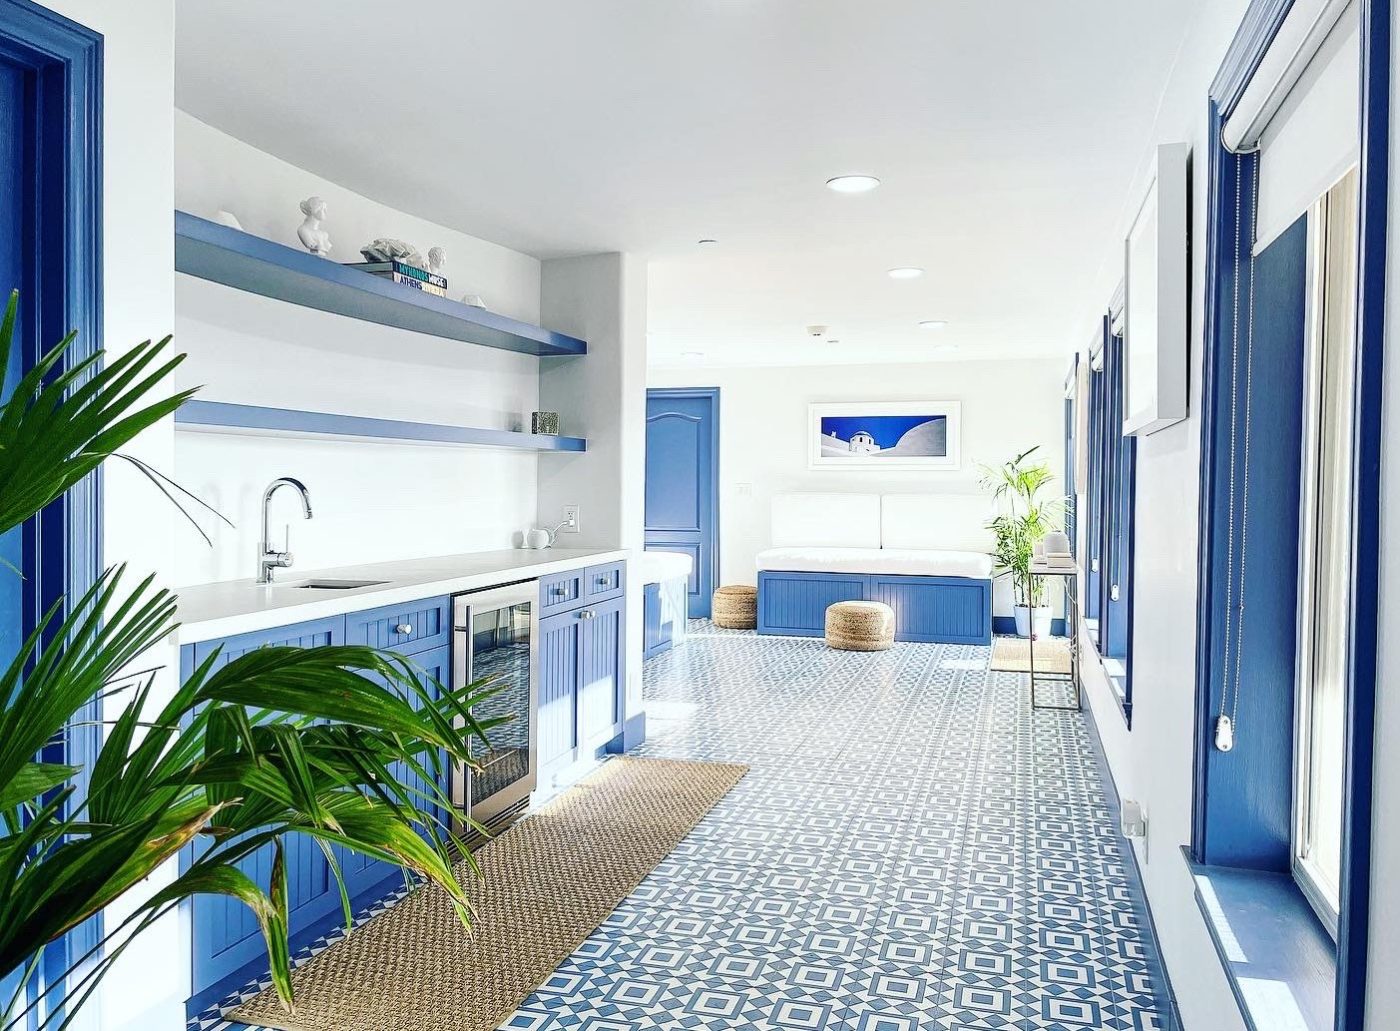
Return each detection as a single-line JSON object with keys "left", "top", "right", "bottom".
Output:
{"left": 0, "top": 292, "right": 499, "bottom": 1029}
{"left": 980, "top": 446, "right": 1065, "bottom": 638}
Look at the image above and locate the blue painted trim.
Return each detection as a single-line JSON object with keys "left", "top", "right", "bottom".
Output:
{"left": 990, "top": 616, "right": 1067, "bottom": 637}
{"left": 1209, "top": 0, "right": 1295, "bottom": 117}
{"left": 1336, "top": 3, "right": 1388, "bottom": 1026}
{"left": 0, "top": 0, "right": 103, "bottom": 1011}
{"left": 644, "top": 387, "right": 720, "bottom": 618}
{"left": 1186, "top": 851, "right": 1336, "bottom": 1031}
{"left": 174, "top": 210, "right": 587, "bottom": 357}
{"left": 175, "top": 399, "right": 588, "bottom": 452}
{"left": 1079, "top": 681, "right": 1182, "bottom": 1029}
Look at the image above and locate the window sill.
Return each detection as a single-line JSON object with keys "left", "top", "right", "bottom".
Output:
{"left": 1185, "top": 849, "right": 1336, "bottom": 1031}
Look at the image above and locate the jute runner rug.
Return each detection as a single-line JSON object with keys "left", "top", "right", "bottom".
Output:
{"left": 231, "top": 755, "right": 748, "bottom": 1031}
{"left": 989, "top": 634, "right": 1072, "bottom": 674}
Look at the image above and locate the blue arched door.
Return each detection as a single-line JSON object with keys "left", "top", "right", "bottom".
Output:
{"left": 644, "top": 388, "right": 719, "bottom": 618}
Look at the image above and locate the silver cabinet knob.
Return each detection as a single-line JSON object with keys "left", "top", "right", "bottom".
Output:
{"left": 579, "top": 609, "right": 597, "bottom": 620}
{"left": 551, "top": 586, "right": 567, "bottom": 596}
{"left": 596, "top": 576, "right": 610, "bottom": 586}
{"left": 395, "top": 623, "right": 414, "bottom": 635}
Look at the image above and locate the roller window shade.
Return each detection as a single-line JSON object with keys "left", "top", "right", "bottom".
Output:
{"left": 1225, "top": 1, "right": 1360, "bottom": 253}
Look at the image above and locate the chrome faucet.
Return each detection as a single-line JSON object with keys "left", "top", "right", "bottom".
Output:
{"left": 257, "top": 477, "right": 313, "bottom": 584}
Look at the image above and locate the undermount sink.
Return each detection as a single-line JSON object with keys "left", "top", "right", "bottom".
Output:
{"left": 291, "top": 578, "right": 390, "bottom": 591}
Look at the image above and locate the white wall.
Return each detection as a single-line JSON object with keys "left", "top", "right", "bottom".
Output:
{"left": 1072, "top": 3, "right": 1251, "bottom": 1030}
{"left": 172, "top": 112, "right": 544, "bottom": 584}
{"left": 30, "top": 2, "right": 181, "bottom": 1028}
{"left": 539, "top": 252, "right": 648, "bottom": 714}
{"left": 647, "top": 357, "right": 1065, "bottom": 619}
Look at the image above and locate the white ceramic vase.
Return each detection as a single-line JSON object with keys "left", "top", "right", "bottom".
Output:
{"left": 1014, "top": 604, "right": 1053, "bottom": 639}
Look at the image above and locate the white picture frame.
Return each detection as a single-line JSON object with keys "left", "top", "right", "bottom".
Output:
{"left": 807, "top": 401, "right": 962, "bottom": 471}
{"left": 1123, "top": 141, "right": 1190, "bottom": 436}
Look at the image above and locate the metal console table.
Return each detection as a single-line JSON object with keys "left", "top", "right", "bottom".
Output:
{"left": 1024, "top": 559, "right": 1081, "bottom": 711}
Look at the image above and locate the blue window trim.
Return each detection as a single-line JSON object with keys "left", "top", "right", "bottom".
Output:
{"left": 1191, "top": 2, "right": 1389, "bottom": 1028}
{"left": 0, "top": 0, "right": 103, "bottom": 1014}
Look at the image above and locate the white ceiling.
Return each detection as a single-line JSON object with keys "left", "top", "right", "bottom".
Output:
{"left": 175, "top": 2, "right": 1203, "bottom": 368}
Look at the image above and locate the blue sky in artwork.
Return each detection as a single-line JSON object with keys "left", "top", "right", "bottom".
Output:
{"left": 820, "top": 414, "right": 945, "bottom": 449}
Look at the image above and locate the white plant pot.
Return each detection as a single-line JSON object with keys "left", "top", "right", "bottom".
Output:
{"left": 1014, "top": 604, "right": 1052, "bottom": 639}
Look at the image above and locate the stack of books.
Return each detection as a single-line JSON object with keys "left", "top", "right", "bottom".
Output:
{"left": 345, "top": 260, "right": 447, "bottom": 297}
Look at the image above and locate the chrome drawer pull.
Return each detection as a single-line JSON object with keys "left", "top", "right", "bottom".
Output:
{"left": 395, "top": 623, "right": 414, "bottom": 635}
{"left": 550, "top": 586, "right": 567, "bottom": 596}
{"left": 579, "top": 609, "right": 597, "bottom": 620}
{"left": 596, "top": 576, "right": 611, "bottom": 586}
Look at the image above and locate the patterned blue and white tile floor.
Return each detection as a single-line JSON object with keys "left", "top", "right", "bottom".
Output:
{"left": 194, "top": 623, "right": 1170, "bottom": 1031}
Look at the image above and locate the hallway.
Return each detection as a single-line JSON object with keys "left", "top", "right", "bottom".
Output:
{"left": 500, "top": 625, "right": 1168, "bottom": 1030}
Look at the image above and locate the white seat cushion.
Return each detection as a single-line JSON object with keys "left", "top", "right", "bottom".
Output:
{"left": 880, "top": 494, "right": 995, "bottom": 552}
{"left": 638, "top": 550, "right": 694, "bottom": 585}
{"left": 771, "top": 492, "right": 882, "bottom": 549}
{"left": 756, "top": 547, "right": 993, "bottom": 580}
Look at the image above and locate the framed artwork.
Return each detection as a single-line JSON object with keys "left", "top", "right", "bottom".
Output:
{"left": 1123, "top": 141, "right": 1189, "bottom": 435}
{"left": 807, "top": 401, "right": 961, "bottom": 471}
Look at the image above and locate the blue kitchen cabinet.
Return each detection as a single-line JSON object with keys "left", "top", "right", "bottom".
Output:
{"left": 336, "top": 642, "right": 450, "bottom": 901}
{"left": 183, "top": 604, "right": 449, "bottom": 1011}
{"left": 184, "top": 615, "right": 349, "bottom": 1008}
{"left": 537, "top": 570, "right": 628, "bottom": 780}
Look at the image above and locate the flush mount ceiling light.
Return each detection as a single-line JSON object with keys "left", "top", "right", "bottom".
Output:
{"left": 887, "top": 267, "right": 924, "bottom": 280}
{"left": 918, "top": 320, "right": 949, "bottom": 330}
{"left": 825, "top": 175, "right": 881, "bottom": 194}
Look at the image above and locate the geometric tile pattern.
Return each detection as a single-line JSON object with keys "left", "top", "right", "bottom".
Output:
{"left": 193, "top": 622, "right": 1170, "bottom": 1031}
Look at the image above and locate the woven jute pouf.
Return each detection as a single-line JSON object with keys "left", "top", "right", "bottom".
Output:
{"left": 825, "top": 600, "right": 895, "bottom": 651}
{"left": 713, "top": 585, "right": 758, "bottom": 629}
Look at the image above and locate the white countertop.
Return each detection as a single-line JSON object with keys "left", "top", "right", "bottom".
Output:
{"left": 175, "top": 547, "right": 630, "bottom": 644}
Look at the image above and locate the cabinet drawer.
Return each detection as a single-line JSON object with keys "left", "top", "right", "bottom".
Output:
{"left": 346, "top": 596, "right": 450, "bottom": 654}
{"left": 540, "top": 569, "right": 585, "bottom": 614}
{"left": 584, "top": 561, "right": 626, "bottom": 602}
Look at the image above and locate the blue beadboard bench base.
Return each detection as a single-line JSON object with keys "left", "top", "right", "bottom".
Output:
{"left": 756, "top": 571, "right": 993, "bottom": 646}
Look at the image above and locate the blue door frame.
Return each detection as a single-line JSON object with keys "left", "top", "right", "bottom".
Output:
{"left": 0, "top": 0, "right": 103, "bottom": 1018}
{"left": 1192, "top": 2, "right": 1389, "bottom": 1027}
{"left": 644, "top": 387, "right": 720, "bottom": 618}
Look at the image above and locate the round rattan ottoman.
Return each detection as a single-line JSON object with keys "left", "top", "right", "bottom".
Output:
{"left": 712, "top": 585, "right": 758, "bottom": 629}
{"left": 825, "top": 600, "right": 895, "bottom": 651}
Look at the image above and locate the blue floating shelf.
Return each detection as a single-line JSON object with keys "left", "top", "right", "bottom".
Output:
{"left": 174, "top": 211, "right": 587, "bottom": 358}
{"left": 175, "top": 400, "right": 587, "bottom": 452}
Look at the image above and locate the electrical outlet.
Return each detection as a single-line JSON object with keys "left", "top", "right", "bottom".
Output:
{"left": 561, "top": 505, "right": 580, "bottom": 533}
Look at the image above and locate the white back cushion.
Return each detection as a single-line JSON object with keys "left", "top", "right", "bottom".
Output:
{"left": 880, "top": 494, "right": 995, "bottom": 553}
{"left": 771, "top": 493, "right": 882, "bottom": 549}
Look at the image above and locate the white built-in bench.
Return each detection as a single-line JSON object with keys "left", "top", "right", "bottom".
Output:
{"left": 755, "top": 493, "right": 994, "bottom": 645}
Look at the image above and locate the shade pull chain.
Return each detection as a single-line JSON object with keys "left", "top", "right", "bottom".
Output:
{"left": 1216, "top": 151, "right": 1258, "bottom": 753}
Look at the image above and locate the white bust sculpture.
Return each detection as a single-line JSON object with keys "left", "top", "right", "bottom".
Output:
{"left": 428, "top": 247, "right": 446, "bottom": 276}
{"left": 297, "top": 196, "right": 332, "bottom": 258}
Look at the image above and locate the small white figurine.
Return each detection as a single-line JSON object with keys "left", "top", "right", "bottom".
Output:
{"left": 428, "top": 247, "right": 446, "bottom": 276}
{"left": 214, "top": 209, "right": 244, "bottom": 231}
{"left": 461, "top": 294, "right": 487, "bottom": 309}
{"left": 297, "top": 196, "right": 332, "bottom": 258}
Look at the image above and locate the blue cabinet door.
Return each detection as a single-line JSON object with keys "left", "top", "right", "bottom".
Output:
{"left": 868, "top": 575, "right": 991, "bottom": 645}
{"left": 338, "top": 643, "right": 450, "bottom": 900}
{"left": 538, "top": 609, "right": 579, "bottom": 771}
{"left": 186, "top": 616, "right": 347, "bottom": 1000}
{"left": 756, "top": 572, "right": 868, "bottom": 637}
{"left": 577, "top": 596, "right": 625, "bottom": 751}
{"left": 645, "top": 388, "right": 719, "bottom": 617}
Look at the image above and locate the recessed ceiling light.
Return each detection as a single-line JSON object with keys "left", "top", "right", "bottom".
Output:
{"left": 681, "top": 350, "right": 705, "bottom": 361}
{"left": 888, "top": 267, "right": 924, "bottom": 280}
{"left": 826, "top": 174, "right": 881, "bottom": 194}
{"left": 698, "top": 238, "right": 717, "bottom": 245}
{"left": 932, "top": 343, "right": 960, "bottom": 354}
{"left": 918, "top": 320, "right": 949, "bottom": 330}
